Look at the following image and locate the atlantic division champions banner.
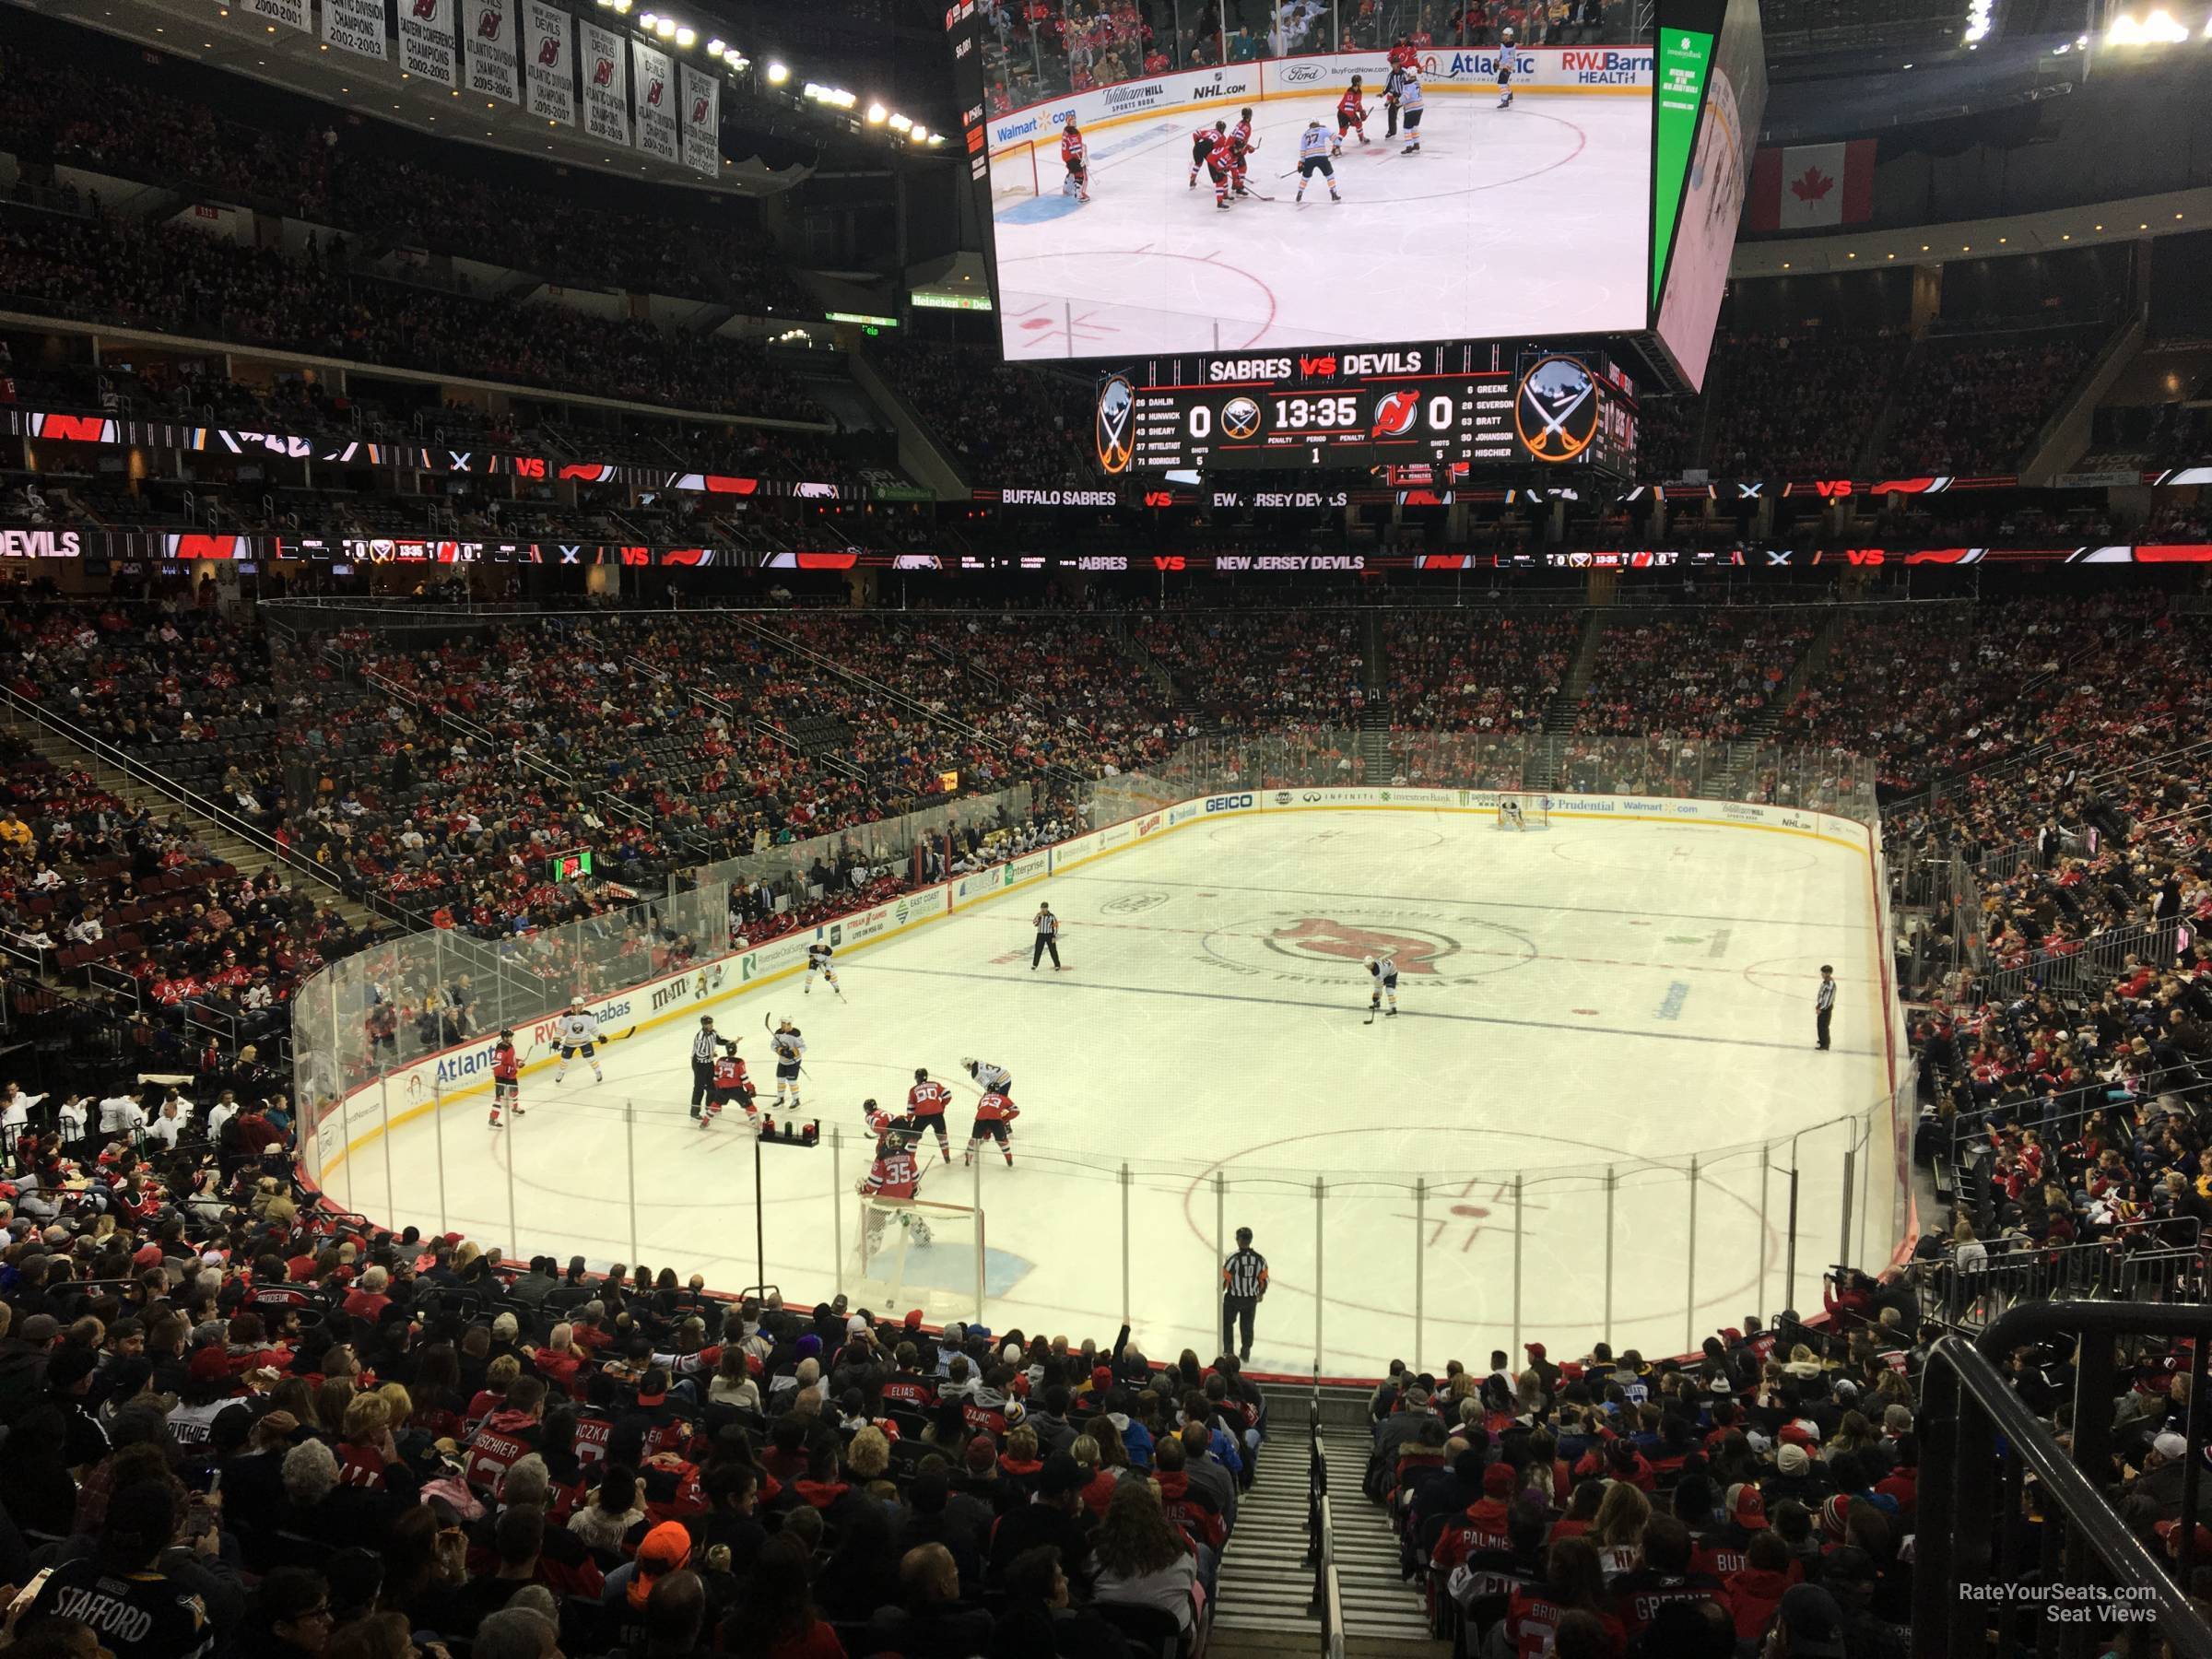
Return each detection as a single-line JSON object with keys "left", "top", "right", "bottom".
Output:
{"left": 678, "top": 61, "right": 720, "bottom": 178}
{"left": 580, "top": 20, "right": 632, "bottom": 145}
{"left": 465, "top": 0, "right": 522, "bottom": 103}
{"left": 522, "top": 0, "right": 576, "bottom": 124}
{"left": 632, "top": 40, "right": 679, "bottom": 165}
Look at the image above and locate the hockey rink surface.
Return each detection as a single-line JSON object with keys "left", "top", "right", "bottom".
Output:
{"left": 992, "top": 91, "right": 1652, "bottom": 360}
{"left": 331, "top": 810, "right": 1890, "bottom": 1375}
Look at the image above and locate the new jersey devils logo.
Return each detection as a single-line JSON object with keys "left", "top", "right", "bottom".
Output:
{"left": 1270, "top": 918, "right": 1447, "bottom": 974}
{"left": 691, "top": 96, "right": 709, "bottom": 123}
{"left": 410, "top": 0, "right": 438, "bottom": 20}
{"left": 536, "top": 36, "right": 561, "bottom": 65}
{"left": 477, "top": 6, "right": 502, "bottom": 38}
{"left": 592, "top": 55, "right": 614, "bottom": 85}
{"left": 644, "top": 76, "right": 665, "bottom": 105}
{"left": 1371, "top": 389, "right": 1419, "bottom": 439}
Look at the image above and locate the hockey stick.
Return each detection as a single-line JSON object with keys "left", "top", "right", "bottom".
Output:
{"left": 1364, "top": 1006, "right": 1377, "bottom": 1026}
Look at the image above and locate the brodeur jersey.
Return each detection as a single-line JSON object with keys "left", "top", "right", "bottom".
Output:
{"left": 975, "top": 1090, "right": 1019, "bottom": 1124}
{"left": 1061, "top": 128, "right": 1087, "bottom": 171}
{"left": 771, "top": 1030, "right": 806, "bottom": 1066}
{"left": 908, "top": 1078, "right": 952, "bottom": 1119}
{"left": 1337, "top": 88, "right": 1367, "bottom": 122}
{"left": 556, "top": 1011, "right": 599, "bottom": 1046}
{"left": 864, "top": 1145, "right": 921, "bottom": 1198}
{"left": 1300, "top": 125, "right": 1331, "bottom": 162}
{"left": 492, "top": 1043, "right": 521, "bottom": 1083}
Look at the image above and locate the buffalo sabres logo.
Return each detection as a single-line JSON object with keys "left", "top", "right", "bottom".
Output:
{"left": 1514, "top": 354, "right": 1601, "bottom": 463}
{"left": 1219, "top": 395, "right": 1263, "bottom": 441}
{"left": 1095, "top": 375, "right": 1135, "bottom": 475}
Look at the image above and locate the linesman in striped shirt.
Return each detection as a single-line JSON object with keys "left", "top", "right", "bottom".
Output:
{"left": 1221, "top": 1227, "right": 1269, "bottom": 1362}
{"left": 1815, "top": 964, "right": 1836, "bottom": 1051}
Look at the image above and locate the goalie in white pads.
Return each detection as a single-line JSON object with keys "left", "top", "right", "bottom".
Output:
{"left": 1365, "top": 954, "right": 1400, "bottom": 1018}
{"left": 554, "top": 1001, "right": 604, "bottom": 1084}
{"left": 806, "top": 942, "right": 842, "bottom": 999}
{"left": 770, "top": 1018, "right": 806, "bottom": 1111}
{"left": 856, "top": 1100, "right": 930, "bottom": 1256}
{"left": 1500, "top": 795, "right": 1526, "bottom": 830}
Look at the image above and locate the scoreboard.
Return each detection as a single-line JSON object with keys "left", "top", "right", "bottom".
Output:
{"left": 1095, "top": 346, "right": 1637, "bottom": 477}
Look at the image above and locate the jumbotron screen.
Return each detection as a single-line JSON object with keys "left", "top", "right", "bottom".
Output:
{"left": 947, "top": 0, "right": 1762, "bottom": 391}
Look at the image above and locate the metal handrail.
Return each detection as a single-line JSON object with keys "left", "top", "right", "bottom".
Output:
{"left": 1919, "top": 1309, "right": 2212, "bottom": 1659}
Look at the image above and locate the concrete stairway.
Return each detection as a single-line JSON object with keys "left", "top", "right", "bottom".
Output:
{"left": 1211, "top": 1406, "right": 1444, "bottom": 1655}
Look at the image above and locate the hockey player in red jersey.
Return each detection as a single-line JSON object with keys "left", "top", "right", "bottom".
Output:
{"left": 1060, "top": 117, "right": 1090, "bottom": 202}
{"left": 489, "top": 1029, "right": 522, "bottom": 1127}
{"left": 700, "top": 1041, "right": 756, "bottom": 1133}
{"left": 858, "top": 1102, "right": 923, "bottom": 1199}
{"left": 907, "top": 1066, "right": 955, "bottom": 1164}
{"left": 1189, "top": 119, "right": 1226, "bottom": 188}
{"left": 965, "top": 1088, "right": 1020, "bottom": 1169}
{"left": 1228, "top": 108, "right": 1258, "bottom": 196}
{"left": 1206, "top": 126, "right": 1240, "bottom": 209}
{"left": 1335, "top": 78, "right": 1369, "bottom": 152}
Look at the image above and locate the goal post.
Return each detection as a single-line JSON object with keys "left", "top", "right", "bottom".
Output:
{"left": 988, "top": 137, "right": 1038, "bottom": 201}
{"left": 1494, "top": 792, "right": 1551, "bottom": 830}
{"left": 848, "top": 1195, "right": 985, "bottom": 1323}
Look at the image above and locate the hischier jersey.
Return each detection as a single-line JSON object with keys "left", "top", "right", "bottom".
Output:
{"left": 556, "top": 1011, "right": 600, "bottom": 1046}
{"left": 908, "top": 1079, "right": 952, "bottom": 1119}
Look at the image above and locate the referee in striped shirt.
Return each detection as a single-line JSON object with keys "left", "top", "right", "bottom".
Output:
{"left": 689, "top": 1016, "right": 720, "bottom": 1118}
{"left": 1815, "top": 965, "right": 1836, "bottom": 1051}
{"left": 1221, "top": 1227, "right": 1269, "bottom": 1362}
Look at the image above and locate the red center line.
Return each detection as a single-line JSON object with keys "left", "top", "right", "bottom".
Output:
{"left": 1055, "top": 914, "right": 1875, "bottom": 982}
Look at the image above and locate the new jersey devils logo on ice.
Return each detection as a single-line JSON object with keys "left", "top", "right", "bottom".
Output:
{"left": 1271, "top": 918, "right": 1446, "bottom": 974}
{"left": 1371, "top": 389, "right": 1419, "bottom": 439}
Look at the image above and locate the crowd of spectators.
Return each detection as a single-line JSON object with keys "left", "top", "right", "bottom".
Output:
{"left": 1571, "top": 609, "right": 1815, "bottom": 740}
{"left": 1699, "top": 329, "right": 1912, "bottom": 482}
{"left": 871, "top": 344, "right": 1096, "bottom": 488}
{"left": 0, "top": 209, "right": 823, "bottom": 426}
{"left": 1877, "top": 328, "right": 2106, "bottom": 479}
{"left": 1132, "top": 608, "right": 1367, "bottom": 730}
{"left": 1382, "top": 608, "right": 1580, "bottom": 735}
{"left": 0, "top": 43, "right": 811, "bottom": 320}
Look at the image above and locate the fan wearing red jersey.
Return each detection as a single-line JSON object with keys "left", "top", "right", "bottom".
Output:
{"left": 1060, "top": 118, "right": 1090, "bottom": 202}
{"left": 1190, "top": 119, "right": 1228, "bottom": 188}
{"left": 1206, "top": 127, "right": 1240, "bottom": 210}
{"left": 1335, "top": 78, "right": 1369, "bottom": 152}
{"left": 964, "top": 1088, "right": 1020, "bottom": 1169}
{"left": 488, "top": 1029, "right": 522, "bottom": 1128}
{"left": 907, "top": 1067, "right": 955, "bottom": 1164}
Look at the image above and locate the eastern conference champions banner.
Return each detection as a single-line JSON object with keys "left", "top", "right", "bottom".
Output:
{"left": 632, "top": 41, "right": 679, "bottom": 165}
{"left": 401, "top": 0, "right": 460, "bottom": 88}
{"left": 323, "top": 0, "right": 390, "bottom": 61}
{"left": 467, "top": 0, "right": 522, "bottom": 103}
{"left": 581, "top": 20, "right": 631, "bottom": 145}
{"left": 522, "top": 0, "right": 576, "bottom": 125}
{"left": 678, "top": 62, "right": 719, "bottom": 178}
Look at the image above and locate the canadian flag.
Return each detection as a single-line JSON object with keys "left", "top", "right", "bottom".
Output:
{"left": 1746, "top": 140, "right": 1876, "bottom": 233}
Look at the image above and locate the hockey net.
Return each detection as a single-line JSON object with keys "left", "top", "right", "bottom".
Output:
{"left": 1494, "top": 792, "right": 1551, "bottom": 830}
{"left": 848, "top": 1196, "right": 984, "bottom": 1322}
{"left": 989, "top": 137, "right": 1038, "bottom": 200}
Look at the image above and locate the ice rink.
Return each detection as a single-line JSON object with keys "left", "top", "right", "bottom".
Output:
{"left": 331, "top": 809, "right": 1895, "bottom": 1376}
{"left": 991, "top": 91, "right": 1652, "bottom": 360}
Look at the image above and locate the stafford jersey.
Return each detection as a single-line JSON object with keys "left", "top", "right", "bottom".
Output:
{"left": 556, "top": 1011, "right": 599, "bottom": 1046}
{"left": 1300, "top": 126, "right": 1331, "bottom": 162}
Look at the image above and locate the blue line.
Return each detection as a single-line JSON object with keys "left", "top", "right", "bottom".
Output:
{"left": 1656, "top": 981, "right": 1690, "bottom": 1021}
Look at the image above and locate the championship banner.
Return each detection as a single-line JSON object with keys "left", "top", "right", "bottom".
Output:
{"left": 465, "top": 0, "right": 521, "bottom": 103}
{"left": 522, "top": 0, "right": 576, "bottom": 124}
{"left": 400, "top": 0, "right": 461, "bottom": 88}
{"left": 678, "top": 62, "right": 720, "bottom": 178}
{"left": 580, "top": 20, "right": 631, "bottom": 144}
{"left": 324, "top": 0, "right": 392, "bottom": 61}
{"left": 632, "top": 41, "right": 679, "bottom": 165}
{"left": 239, "top": 0, "right": 309, "bottom": 32}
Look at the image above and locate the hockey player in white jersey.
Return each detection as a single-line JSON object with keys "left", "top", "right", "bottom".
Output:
{"left": 1294, "top": 122, "right": 1342, "bottom": 205}
{"left": 769, "top": 1018, "right": 806, "bottom": 1111}
{"left": 961, "top": 1057, "right": 1014, "bottom": 1095}
{"left": 1399, "top": 70, "right": 1426, "bottom": 154}
{"left": 553, "top": 1001, "right": 604, "bottom": 1084}
{"left": 805, "top": 942, "right": 844, "bottom": 1000}
{"left": 1496, "top": 28, "right": 1516, "bottom": 108}
{"left": 1364, "top": 954, "right": 1400, "bottom": 1019}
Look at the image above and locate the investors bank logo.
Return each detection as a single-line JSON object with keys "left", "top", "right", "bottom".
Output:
{"left": 1196, "top": 909, "right": 1535, "bottom": 988}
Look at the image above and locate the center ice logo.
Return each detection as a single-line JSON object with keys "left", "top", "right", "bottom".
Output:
{"left": 1271, "top": 918, "right": 1448, "bottom": 973}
